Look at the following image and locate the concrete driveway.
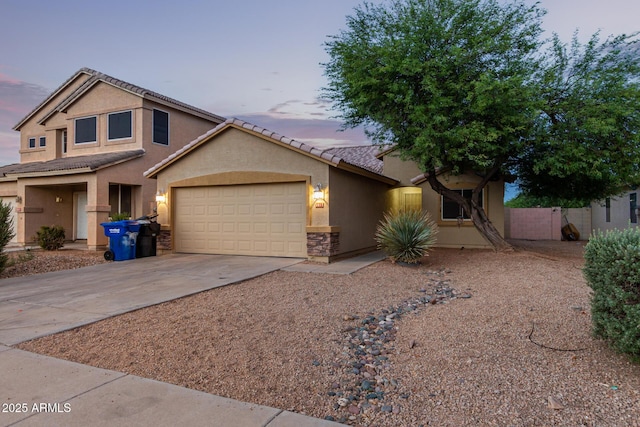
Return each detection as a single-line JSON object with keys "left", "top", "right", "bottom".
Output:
{"left": 0, "top": 254, "right": 302, "bottom": 346}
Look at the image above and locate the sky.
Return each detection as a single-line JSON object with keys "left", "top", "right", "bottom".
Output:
{"left": 1, "top": 0, "right": 639, "bottom": 172}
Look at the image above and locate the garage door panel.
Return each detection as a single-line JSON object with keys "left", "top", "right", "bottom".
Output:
{"left": 175, "top": 183, "right": 306, "bottom": 257}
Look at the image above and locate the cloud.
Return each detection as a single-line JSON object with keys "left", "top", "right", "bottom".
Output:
{"left": 236, "top": 111, "right": 369, "bottom": 148}
{"left": 0, "top": 73, "right": 50, "bottom": 165}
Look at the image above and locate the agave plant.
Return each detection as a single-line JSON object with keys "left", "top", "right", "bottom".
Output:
{"left": 375, "top": 210, "right": 438, "bottom": 264}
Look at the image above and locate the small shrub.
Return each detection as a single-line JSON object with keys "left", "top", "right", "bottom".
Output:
{"left": 0, "top": 201, "right": 15, "bottom": 273}
{"left": 110, "top": 212, "right": 130, "bottom": 221}
{"left": 6, "top": 249, "right": 34, "bottom": 268}
{"left": 375, "top": 210, "right": 438, "bottom": 264}
{"left": 36, "top": 225, "right": 66, "bottom": 251}
{"left": 584, "top": 228, "right": 640, "bottom": 360}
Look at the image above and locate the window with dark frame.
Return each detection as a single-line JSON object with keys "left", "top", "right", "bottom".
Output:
{"left": 108, "top": 111, "right": 132, "bottom": 140}
{"left": 39, "top": 136, "right": 46, "bottom": 147}
{"left": 75, "top": 116, "right": 97, "bottom": 144}
{"left": 109, "top": 184, "right": 133, "bottom": 216}
{"left": 153, "top": 109, "right": 169, "bottom": 145}
{"left": 28, "top": 137, "right": 36, "bottom": 148}
{"left": 630, "top": 193, "right": 637, "bottom": 224}
{"left": 441, "top": 189, "right": 483, "bottom": 220}
{"left": 605, "top": 197, "right": 611, "bottom": 223}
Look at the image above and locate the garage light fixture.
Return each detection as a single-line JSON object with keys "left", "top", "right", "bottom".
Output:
{"left": 155, "top": 189, "right": 167, "bottom": 204}
{"left": 313, "top": 184, "right": 325, "bottom": 201}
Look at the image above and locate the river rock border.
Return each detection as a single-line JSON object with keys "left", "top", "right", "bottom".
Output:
{"left": 322, "top": 268, "right": 472, "bottom": 425}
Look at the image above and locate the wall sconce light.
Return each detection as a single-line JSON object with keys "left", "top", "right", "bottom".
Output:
{"left": 313, "top": 183, "right": 326, "bottom": 208}
{"left": 15, "top": 196, "right": 22, "bottom": 203}
{"left": 55, "top": 196, "right": 63, "bottom": 203}
{"left": 155, "top": 189, "right": 167, "bottom": 204}
{"left": 313, "top": 184, "right": 325, "bottom": 201}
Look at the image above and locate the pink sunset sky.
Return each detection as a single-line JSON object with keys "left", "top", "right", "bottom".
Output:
{"left": 1, "top": 0, "right": 638, "bottom": 166}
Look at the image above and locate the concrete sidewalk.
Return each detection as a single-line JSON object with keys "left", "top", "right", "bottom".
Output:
{"left": 281, "top": 251, "right": 386, "bottom": 274}
{"left": 0, "top": 251, "right": 386, "bottom": 426}
{"left": 1, "top": 345, "right": 340, "bottom": 426}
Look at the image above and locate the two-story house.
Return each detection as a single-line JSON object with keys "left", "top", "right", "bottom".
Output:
{"left": 1, "top": 67, "right": 224, "bottom": 250}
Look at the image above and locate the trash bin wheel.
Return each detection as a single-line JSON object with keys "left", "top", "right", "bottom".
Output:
{"left": 104, "top": 250, "right": 115, "bottom": 261}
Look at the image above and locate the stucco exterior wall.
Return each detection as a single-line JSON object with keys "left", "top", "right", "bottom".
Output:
{"left": 328, "top": 167, "right": 390, "bottom": 255}
{"left": 63, "top": 83, "right": 143, "bottom": 157}
{"left": 153, "top": 128, "right": 330, "bottom": 228}
{"left": 419, "top": 172, "right": 505, "bottom": 249}
{"left": 141, "top": 100, "right": 220, "bottom": 167}
{"left": 592, "top": 191, "right": 640, "bottom": 233}
{"left": 382, "top": 153, "right": 424, "bottom": 185}
{"left": 18, "top": 73, "right": 92, "bottom": 162}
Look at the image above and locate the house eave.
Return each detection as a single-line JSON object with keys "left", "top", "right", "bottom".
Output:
{"left": 5, "top": 167, "right": 94, "bottom": 179}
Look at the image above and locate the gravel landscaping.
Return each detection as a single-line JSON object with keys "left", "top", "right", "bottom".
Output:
{"left": 11, "top": 241, "right": 640, "bottom": 426}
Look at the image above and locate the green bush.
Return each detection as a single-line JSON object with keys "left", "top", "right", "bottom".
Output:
{"left": 375, "top": 210, "right": 438, "bottom": 264}
{"left": 584, "top": 228, "right": 640, "bottom": 360}
{"left": 0, "top": 201, "right": 15, "bottom": 273}
{"left": 110, "top": 212, "right": 130, "bottom": 221}
{"left": 36, "top": 225, "right": 66, "bottom": 251}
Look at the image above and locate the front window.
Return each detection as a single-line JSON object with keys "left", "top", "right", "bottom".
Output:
{"left": 108, "top": 110, "right": 132, "bottom": 140}
{"left": 153, "top": 109, "right": 169, "bottom": 145}
{"left": 28, "top": 137, "right": 36, "bottom": 148}
{"left": 109, "top": 184, "right": 133, "bottom": 216}
{"left": 630, "top": 193, "right": 637, "bottom": 224}
{"left": 441, "top": 189, "right": 484, "bottom": 221}
{"left": 39, "top": 136, "right": 46, "bottom": 147}
{"left": 75, "top": 116, "right": 97, "bottom": 144}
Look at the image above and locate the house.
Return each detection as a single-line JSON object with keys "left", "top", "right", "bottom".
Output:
{"left": 144, "top": 118, "right": 506, "bottom": 262}
{"left": 591, "top": 189, "right": 640, "bottom": 233}
{"left": 1, "top": 68, "right": 225, "bottom": 249}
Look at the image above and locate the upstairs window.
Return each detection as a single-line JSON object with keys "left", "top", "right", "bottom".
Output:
{"left": 39, "top": 136, "right": 46, "bottom": 147}
{"left": 75, "top": 116, "right": 97, "bottom": 144}
{"left": 108, "top": 111, "right": 132, "bottom": 140}
{"left": 441, "top": 189, "right": 484, "bottom": 221}
{"left": 153, "top": 109, "right": 169, "bottom": 145}
{"left": 28, "top": 137, "right": 36, "bottom": 148}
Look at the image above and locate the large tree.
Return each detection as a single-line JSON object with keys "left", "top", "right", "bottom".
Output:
{"left": 323, "top": 0, "right": 640, "bottom": 251}
{"left": 517, "top": 32, "right": 640, "bottom": 204}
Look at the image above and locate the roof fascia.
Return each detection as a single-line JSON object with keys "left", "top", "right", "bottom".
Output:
{"left": 5, "top": 167, "right": 93, "bottom": 179}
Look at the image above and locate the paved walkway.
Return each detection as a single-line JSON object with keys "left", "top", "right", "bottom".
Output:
{"left": 0, "top": 251, "right": 385, "bottom": 426}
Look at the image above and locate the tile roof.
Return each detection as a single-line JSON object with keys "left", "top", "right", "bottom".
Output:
{"left": 0, "top": 150, "right": 145, "bottom": 177}
{"left": 14, "top": 67, "right": 225, "bottom": 130}
{"left": 144, "top": 118, "right": 395, "bottom": 184}
{"left": 323, "top": 145, "right": 384, "bottom": 174}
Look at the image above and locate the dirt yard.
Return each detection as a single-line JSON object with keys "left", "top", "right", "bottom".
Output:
{"left": 15, "top": 240, "right": 640, "bottom": 426}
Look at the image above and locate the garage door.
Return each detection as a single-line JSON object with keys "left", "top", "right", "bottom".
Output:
{"left": 174, "top": 182, "right": 307, "bottom": 257}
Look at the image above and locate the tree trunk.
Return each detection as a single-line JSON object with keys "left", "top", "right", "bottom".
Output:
{"left": 425, "top": 169, "right": 513, "bottom": 252}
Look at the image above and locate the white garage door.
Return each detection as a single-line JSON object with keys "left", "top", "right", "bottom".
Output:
{"left": 174, "top": 182, "right": 307, "bottom": 257}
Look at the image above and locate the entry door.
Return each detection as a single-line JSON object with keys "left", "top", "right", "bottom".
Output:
{"left": 75, "top": 192, "right": 88, "bottom": 239}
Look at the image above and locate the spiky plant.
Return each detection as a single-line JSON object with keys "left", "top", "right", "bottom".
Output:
{"left": 375, "top": 210, "right": 438, "bottom": 264}
{"left": 0, "top": 201, "right": 15, "bottom": 273}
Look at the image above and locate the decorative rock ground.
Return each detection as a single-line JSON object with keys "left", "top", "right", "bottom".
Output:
{"left": 326, "top": 267, "right": 471, "bottom": 424}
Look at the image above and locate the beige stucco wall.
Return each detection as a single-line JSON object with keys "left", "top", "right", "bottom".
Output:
{"left": 419, "top": 172, "right": 505, "bottom": 249}
{"left": 381, "top": 152, "right": 424, "bottom": 185}
{"left": 382, "top": 151, "right": 505, "bottom": 249}
{"left": 18, "top": 72, "right": 92, "bottom": 162}
{"left": 328, "top": 167, "right": 389, "bottom": 254}
{"left": 154, "top": 127, "right": 331, "bottom": 229}
{"left": 11, "top": 76, "right": 223, "bottom": 249}
{"left": 61, "top": 83, "right": 144, "bottom": 157}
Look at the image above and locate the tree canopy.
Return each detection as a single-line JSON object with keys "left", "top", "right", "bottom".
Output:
{"left": 323, "top": 0, "right": 640, "bottom": 250}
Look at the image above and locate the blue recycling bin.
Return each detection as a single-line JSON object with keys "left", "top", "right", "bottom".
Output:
{"left": 100, "top": 220, "right": 141, "bottom": 261}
